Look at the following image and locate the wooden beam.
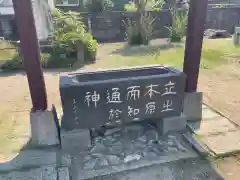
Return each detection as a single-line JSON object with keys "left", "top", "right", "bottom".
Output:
{"left": 183, "top": 0, "right": 208, "bottom": 92}
{"left": 12, "top": 0, "right": 48, "bottom": 111}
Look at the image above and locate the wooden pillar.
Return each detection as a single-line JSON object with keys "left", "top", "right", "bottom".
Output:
{"left": 183, "top": 0, "right": 208, "bottom": 92}
{"left": 12, "top": 0, "right": 48, "bottom": 111}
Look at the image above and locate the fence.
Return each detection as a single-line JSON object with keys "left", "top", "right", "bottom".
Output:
{"left": 75, "top": 7, "right": 240, "bottom": 42}
{"left": 208, "top": 0, "right": 240, "bottom": 5}
{"left": 2, "top": 6, "right": 240, "bottom": 47}
{"left": 206, "top": 6, "right": 240, "bottom": 33}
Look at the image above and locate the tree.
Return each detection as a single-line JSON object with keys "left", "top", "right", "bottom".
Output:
{"left": 52, "top": 9, "right": 86, "bottom": 54}
{"left": 52, "top": 9, "right": 98, "bottom": 62}
{"left": 124, "top": 0, "right": 188, "bottom": 45}
{"left": 125, "top": 0, "right": 165, "bottom": 12}
{"left": 124, "top": 0, "right": 165, "bottom": 45}
{"left": 84, "top": 0, "right": 114, "bottom": 12}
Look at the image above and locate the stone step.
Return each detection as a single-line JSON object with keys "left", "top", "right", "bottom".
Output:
{"left": 0, "top": 157, "right": 224, "bottom": 180}
{"left": 0, "top": 165, "right": 57, "bottom": 180}
{"left": 183, "top": 129, "right": 240, "bottom": 157}
{"left": 72, "top": 158, "right": 224, "bottom": 180}
{"left": 202, "top": 130, "right": 240, "bottom": 156}
{"left": 0, "top": 146, "right": 59, "bottom": 173}
{"left": 68, "top": 133, "right": 199, "bottom": 180}
{"left": 187, "top": 116, "right": 237, "bottom": 136}
{"left": 70, "top": 153, "right": 198, "bottom": 180}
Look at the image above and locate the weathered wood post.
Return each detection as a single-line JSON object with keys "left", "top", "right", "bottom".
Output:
{"left": 12, "top": 0, "right": 48, "bottom": 111}
{"left": 182, "top": 0, "right": 208, "bottom": 121}
{"left": 12, "top": 0, "right": 59, "bottom": 146}
{"left": 183, "top": 0, "right": 208, "bottom": 92}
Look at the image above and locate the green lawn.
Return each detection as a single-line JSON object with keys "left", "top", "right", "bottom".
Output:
{"left": 0, "top": 40, "right": 17, "bottom": 67}
{"left": 0, "top": 38, "right": 239, "bottom": 70}
{"left": 88, "top": 38, "right": 240, "bottom": 70}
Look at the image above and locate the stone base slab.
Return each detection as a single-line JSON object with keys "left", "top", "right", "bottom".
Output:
{"left": 98, "top": 158, "right": 224, "bottom": 180}
{"left": 183, "top": 92, "right": 203, "bottom": 121}
{"left": 61, "top": 129, "right": 91, "bottom": 154}
{"left": 68, "top": 129, "right": 197, "bottom": 180}
{"left": 57, "top": 152, "right": 71, "bottom": 168}
{"left": 185, "top": 104, "right": 240, "bottom": 157}
{"left": 186, "top": 130, "right": 240, "bottom": 157}
{"left": 0, "top": 165, "right": 57, "bottom": 180}
{"left": 102, "top": 166, "right": 177, "bottom": 180}
{"left": 202, "top": 130, "right": 240, "bottom": 156}
{"left": 0, "top": 147, "right": 72, "bottom": 180}
{"left": 0, "top": 158, "right": 224, "bottom": 180}
{"left": 0, "top": 148, "right": 58, "bottom": 173}
{"left": 187, "top": 116, "right": 237, "bottom": 136}
{"left": 30, "top": 110, "right": 60, "bottom": 146}
{"left": 58, "top": 167, "right": 70, "bottom": 180}
{"left": 156, "top": 113, "right": 187, "bottom": 135}
{"left": 182, "top": 132, "right": 209, "bottom": 157}
{"left": 71, "top": 150, "right": 198, "bottom": 180}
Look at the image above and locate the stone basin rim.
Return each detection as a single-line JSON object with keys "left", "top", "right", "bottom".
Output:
{"left": 60, "top": 65, "right": 183, "bottom": 86}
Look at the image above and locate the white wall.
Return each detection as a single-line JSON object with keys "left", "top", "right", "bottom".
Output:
{"left": 48, "top": 0, "right": 55, "bottom": 9}
{"left": 0, "top": 0, "right": 13, "bottom": 6}
{"left": 32, "top": 0, "right": 54, "bottom": 40}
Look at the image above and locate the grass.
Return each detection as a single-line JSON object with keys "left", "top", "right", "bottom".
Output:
{"left": 0, "top": 40, "right": 17, "bottom": 61}
{"left": 89, "top": 38, "right": 240, "bottom": 70}
{"left": 0, "top": 112, "right": 30, "bottom": 158}
{"left": 0, "top": 49, "right": 17, "bottom": 61}
{"left": 0, "top": 38, "right": 238, "bottom": 70}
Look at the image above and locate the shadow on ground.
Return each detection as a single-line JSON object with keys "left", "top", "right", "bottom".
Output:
{"left": 111, "top": 43, "right": 183, "bottom": 57}
{"left": 0, "top": 64, "right": 88, "bottom": 78}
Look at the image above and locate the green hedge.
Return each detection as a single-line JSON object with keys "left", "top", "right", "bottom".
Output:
{"left": 52, "top": 9, "right": 98, "bottom": 64}
{"left": 83, "top": 33, "right": 98, "bottom": 62}
{"left": 1, "top": 9, "right": 98, "bottom": 71}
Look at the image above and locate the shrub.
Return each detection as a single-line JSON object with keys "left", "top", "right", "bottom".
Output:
{"left": 40, "top": 53, "right": 52, "bottom": 68}
{"left": 83, "top": 33, "right": 98, "bottom": 62}
{"left": 84, "top": 0, "right": 114, "bottom": 12}
{"left": 124, "top": 2, "right": 137, "bottom": 12}
{"left": 52, "top": 9, "right": 98, "bottom": 63}
{"left": 166, "top": 9, "right": 188, "bottom": 42}
{"left": 52, "top": 9, "right": 86, "bottom": 55}
{"left": 123, "top": 12, "right": 156, "bottom": 46}
{"left": 140, "top": 12, "right": 156, "bottom": 44}
{"left": 124, "top": 18, "right": 144, "bottom": 45}
{"left": 0, "top": 42, "right": 18, "bottom": 62}
{"left": 1, "top": 9, "right": 98, "bottom": 71}
{"left": 124, "top": 0, "right": 164, "bottom": 12}
{"left": 41, "top": 53, "right": 76, "bottom": 68}
{"left": 1, "top": 53, "right": 77, "bottom": 70}
{"left": 1, "top": 55, "right": 23, "bottom": 70}
{"left": 123, "top": 0, "right": 162, "bottom": 46}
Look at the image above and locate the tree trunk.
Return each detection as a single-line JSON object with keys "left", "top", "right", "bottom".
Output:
{"left": 136, "top": 0, "right": 147, "bottom": 44}
{"left": 76, "top": 41, "right": 85, "bottom": 65}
